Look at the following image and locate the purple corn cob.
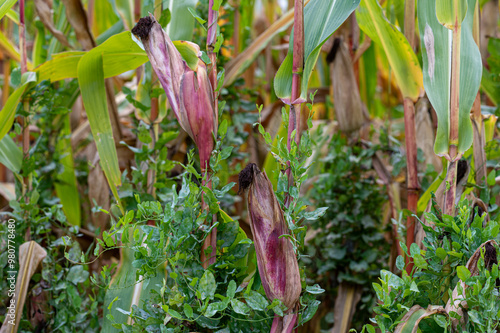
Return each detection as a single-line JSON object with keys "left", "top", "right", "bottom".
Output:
{"left": 239, "top": 163, "right": 301, "bottom": 332}
{"left": 132, "top": 16, "right": 217, "bottom": 168}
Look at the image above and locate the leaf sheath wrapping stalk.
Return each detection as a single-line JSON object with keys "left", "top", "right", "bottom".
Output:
{"left": 241, "top": 164, "right": 301, "bottom": 309}
{"left": 418, "top": 0, "right": 481, "bottom": 156}
{"left": 274, "top": 0, "right": 360, "bottom": 104}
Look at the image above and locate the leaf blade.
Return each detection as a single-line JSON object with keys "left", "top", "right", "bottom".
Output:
{"left": 77, "top": 52, "right": 122, "bottom": 207}
{"left": 275, "top": 0, "right": 360, "bottom": 103}
{"left": 356, "top": 0, "right": 423, "bottom": 101}
{"left": 418, "top": 0, "right": 481, "bottom": 155}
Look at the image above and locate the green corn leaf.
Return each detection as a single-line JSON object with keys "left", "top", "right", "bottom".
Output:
{"left": 356, "top": 0, "right": 423, "bottom": 101}
{"left": 77, "top": 52, "right": 122, "bottom": 210}
{"left": 54, "top": 115, "right": 81, "bottom": 227}
{"left": 0, "top": 0, "right": 17, "bottom": 20}
{"left": 436, "top": 0, "right": 467, "bottom": 29}
{"left": 166, "top": 0, "right": 197, "bottom": 41}
{"left": 33, "top": 23, "right": 47, "bottom": 68}
{"left": 0, "top": 135, "right": 22, "bottom": 173}
{"left": 93, "top": 0, "right": 120, "bottom": 37}
{"left": 5, "top": 8, "right": 19, "bottom": 24}
{"left": 481, "top": 38, "right": 500, "bottom": 105}
{"left": 36, "top": 51, "right": 85, "bottom": 82}
{"left": 113, "top": 0, "right": 134, "bottom": 30}
{"left": 417, "top": 167, "right": 446, "bottom": 213}
{"left": 103, "top": 232, "right": 165, "bottom": 332}
{"left": 37, "top": 31, "right": 148, "bottom": 82}
{"left": 0, "top": 72, "right": 37, "bottom": 142}
{"left": 418, "top": 0, "right": 481, "bottom": 155}
{"left": 274, "top": 0, "right": 360, "bottom": 104}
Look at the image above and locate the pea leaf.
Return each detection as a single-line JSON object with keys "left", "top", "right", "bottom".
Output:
{"left": 457, "top": 266, "right": 471, "bottom": 281}
{"left": 199, "top": 270, "right": 216, "bottom": 300}
{"left": 243, "top": 291, "right": 269, "bottom": 311}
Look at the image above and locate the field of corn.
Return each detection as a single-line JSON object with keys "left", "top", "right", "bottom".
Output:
{"left": 0, "top": 0, "right": 500, "bottom": 332}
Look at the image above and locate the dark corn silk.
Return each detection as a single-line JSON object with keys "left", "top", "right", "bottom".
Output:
{"left": 239, "top": 163, "right": 301, "bottom": 310}
{"left": 132, "top": 15, "right": 217, "bottom": 168}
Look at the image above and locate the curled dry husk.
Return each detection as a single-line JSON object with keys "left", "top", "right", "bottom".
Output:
{"left": 132, "top": 15, "right": 217, "bottom": 167}
{"left": 239, "top": 164, "right": 301, "bottom": 332}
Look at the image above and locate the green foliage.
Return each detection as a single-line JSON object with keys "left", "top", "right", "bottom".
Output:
{"left": 253, "top": 95, "right": 327, "bottom": 326}
{"left": 0, "top": 79, "right": 101, "bottom": 332}
{"left": 304, "top": 133, "right": 390, "bottom": 330}
{"left": 364, "top": 199, "right": 500, "bottom": 332}
{"left": 78, "top": 117, "right": 289, "bottom": 331}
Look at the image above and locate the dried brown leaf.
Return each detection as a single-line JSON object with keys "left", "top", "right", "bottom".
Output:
{"left": 0, "top": 242, "right": 47, "bottom": 333}
{"left": 330, "top": 40, "right": 365, "bottom": 133}
{"left": 34, "top": 0, "right": 72, "bottom": 49}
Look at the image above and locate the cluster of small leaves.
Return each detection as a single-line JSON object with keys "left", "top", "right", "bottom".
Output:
{"left": 39, "top": 231, "right": 103, "bottom": 333}
{"left": 303, "top": 133, "right": 390, "bottom": 330}
{"left": 363, "top": 199, "right": 500, "bottom": 333}
{"left": 0, "top": 80, "right": 101, "bottom": 332}
{"left": 478, "top": 167, "right": 500, "bottom": 221}
{"left": 95, "top": 135, "right": 292, "bottom": 332}
{"left": 253, "top": 95, "right": 326, "bottom": 327}
{"left": 256, "top": 96, "right": 325, "bottom": 253}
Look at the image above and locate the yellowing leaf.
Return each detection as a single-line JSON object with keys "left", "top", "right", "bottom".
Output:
{"left": 77, "top": 52, "right": 122, "bottom": 211}
{"left": 0, "top": 241, "right": 47, "bottom": 333}
{"left": 37, "top": 32, "right": 148, "bottom": 82}
{"left": 356, "top": 0, "right": 423, "bottom": 101}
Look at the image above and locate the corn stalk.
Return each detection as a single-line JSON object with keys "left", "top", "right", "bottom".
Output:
{"left": 200, "top": 0, "right": 219, "bottom": 268}
{"left": 284, "top": 0, "right": 304, "bottom": 208}
{"left": 442, "top": 1, "right": 464, "bottom": 216}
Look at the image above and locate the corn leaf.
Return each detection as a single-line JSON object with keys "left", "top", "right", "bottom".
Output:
{"left": 356, "top": 0, "right": 423, "bottom": 101}
{"left": 5, "top": 8, "right": 19, "bottom": 24}
{"left": 93, "top": 0, "right": 120, "bottom": 37}
{"left": 0, "top": 29, "right": 20, "bottom": 63}
{"left": 480, "top": 38, "right": 500, "bottom": 105}
{"left": 37, "top": 31, "right": 148, "bottom": 82}
{"left": 77, "top": 52, "right": 122, "bottom": 209}
{"left": 33, "top": 22, "right": 48, "bottom": 68}
{"left": 418, "top": 0, "right": 481, "bottom": 156}
{"left": 103, "top": 238, "right": 165, "bottom": 332}
{"left": 0, "top": 0, "right": 17, "bottom": 20}
{"left": 417, "top": 167, "right": 446, "bottom": 213}
{"left": 0, "top": 135, "right": 22, "bottom": 173}
{"left": 331, "top": 283, "right": 362, "bottom": 333}
{"left": 113, "top": 0, "right": 134, "bottom": 30}
{"left": 0, "top": 241, "right": 47, "bottom": 333}
{"left": 54, "top": 115, "right": 81, "bottom": 226}
{"left": 166, "top": 0, "right": 197, "bottom": 41}
{"left": 274, "top": 0, "right": 360, "bottom": 104}
{"left": 0, "top": 72, "right": 37, "bottom": 142}
{"left": 436, "top": 0, "right": 467, "bottom": 29}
